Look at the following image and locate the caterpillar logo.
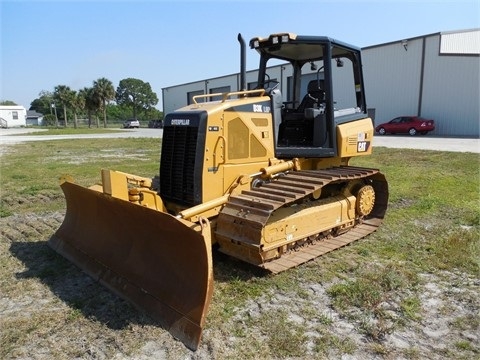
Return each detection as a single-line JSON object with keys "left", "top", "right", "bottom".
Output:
{"left": 357, "top": 141, "right": 370, "bottom": 152}
{"left": 171, "top": 119, "right": 190, "bottom": 125}
{"left": 357, "top": 132, "right": 369, "bottom": 152}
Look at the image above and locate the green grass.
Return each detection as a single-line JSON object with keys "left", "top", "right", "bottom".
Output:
{"left": 1, "top": 142, "right": 479, "bottom": 358}
{"left": 349, "top": 149, "right": 479, "bottom": 274}
{"left": 0, "top": 138, "right": 161, "bottom": 214}
{"left": 211, "top": 147, "right": 479, "bottom": 356}
{"left": 327, "top": 262, "right": 419, "bottom": 310}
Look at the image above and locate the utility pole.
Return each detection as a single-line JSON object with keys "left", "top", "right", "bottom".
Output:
{"left": 51, "top": 103, "right": 58, "bottom": 128}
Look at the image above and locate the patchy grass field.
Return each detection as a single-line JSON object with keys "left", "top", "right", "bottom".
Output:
{"left": 16, "top": 128, "right": 125, "bottom": 136}
{"left": 1, "top": 139, "right": 479, "bottom": 359}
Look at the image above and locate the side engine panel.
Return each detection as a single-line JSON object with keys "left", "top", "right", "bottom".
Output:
{"left": 336, "top": 118, "right": 374, "bottom": 157}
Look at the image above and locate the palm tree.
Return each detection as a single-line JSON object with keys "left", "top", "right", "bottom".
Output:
{"left": 93, "top": 78, "right": 115, "bottom": 128}
{"left": 70, "top": 91, "right": 85, "bottom": 129}
{"left": 54, "top": 85, "right": 75, "bottom": 127}
{"left": 79, "top": 87, "right": 100, "bottom": 128}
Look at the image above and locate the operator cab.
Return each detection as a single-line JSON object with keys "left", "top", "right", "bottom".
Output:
{"left": 249, "top": 33, "right": 368, "bottom": 158}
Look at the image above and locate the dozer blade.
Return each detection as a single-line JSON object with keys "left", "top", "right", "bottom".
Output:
{"left": 49, "top": 181, "right": 213, "bottom": 351}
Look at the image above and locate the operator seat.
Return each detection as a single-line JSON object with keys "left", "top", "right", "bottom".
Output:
{"left": 297, "top": 80, "right": 325, "bottom": 113}
{"left": 278, "top": 80, "right": 325, "bottom": 147}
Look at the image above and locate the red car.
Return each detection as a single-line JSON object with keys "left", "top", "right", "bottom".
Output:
{"left": 375, "top": 116, "right": 435, "bottom": 136}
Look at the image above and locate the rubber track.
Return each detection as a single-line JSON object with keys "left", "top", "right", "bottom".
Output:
{"left": 218, "top": 166, "right": 388, "bottom": 273}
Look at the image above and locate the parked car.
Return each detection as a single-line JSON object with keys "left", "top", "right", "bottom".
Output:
{"left": 123, "top": 119, "right": 140, "bottom": 128}
{"left": 148, "top": 119, "right": 163, "bottom": 128}
{"left": 375, "top": 116, "right": 435, "bottom": 136}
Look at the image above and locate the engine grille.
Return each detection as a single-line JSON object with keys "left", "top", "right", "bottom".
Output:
{"left": 160, "top": 125, "right": 199, "bottom": 206}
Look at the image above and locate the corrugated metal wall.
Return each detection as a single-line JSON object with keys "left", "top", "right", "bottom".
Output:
{"left": 421, "top": 35, "right": 480, "bottom": 136}
{"left": 363, "top": 30, "right": 479, "bottom": 137}
{"left": 362, "top": 38, "right": 424, "bottom": 126}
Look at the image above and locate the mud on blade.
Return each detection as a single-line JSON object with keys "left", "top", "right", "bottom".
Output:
{"left": 49, "top": 181, "right": 213, "bottom": 351}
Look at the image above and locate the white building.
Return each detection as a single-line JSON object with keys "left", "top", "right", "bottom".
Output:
{"left": 162, "top": 29, "right": 480, "bottom": 137}
{"left": 0, "top": 105, "right": 27, "bottom": 128}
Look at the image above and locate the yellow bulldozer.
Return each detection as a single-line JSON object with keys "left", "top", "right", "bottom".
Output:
{"left": 49, "top": 33, "right": 388, "bottom": 350}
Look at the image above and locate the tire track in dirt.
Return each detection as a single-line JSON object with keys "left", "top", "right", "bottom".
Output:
{"left": 1, "top": 212, "right": 64, "bottom": 243}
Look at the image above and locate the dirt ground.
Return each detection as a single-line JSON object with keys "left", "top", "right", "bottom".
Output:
{"left": 1, "top": 209, "right": 478, "bottom": 359}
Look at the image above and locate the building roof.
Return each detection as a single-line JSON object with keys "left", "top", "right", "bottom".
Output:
{"left": 27, "top": 110, "right": 44, "bottom": 117}
{"left": 362, "top": 28, "right": 480, "bottom": 55}
{"left": 0, "top": 105, "right": 26, "bottom": 110}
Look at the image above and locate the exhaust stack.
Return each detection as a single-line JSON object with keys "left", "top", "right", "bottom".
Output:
{"left": 238, "top": 33, "right": 246, "bottom": 92}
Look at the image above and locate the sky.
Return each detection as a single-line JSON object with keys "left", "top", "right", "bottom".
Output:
{"left": 1, "top": 0, "right": 479, "bottom": 110}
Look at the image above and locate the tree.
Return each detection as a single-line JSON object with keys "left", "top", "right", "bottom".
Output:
{"left": 70, "top": 91, "right": 85, "bottom": 129}
{"left": 0, "top": 100, "right": 17, "bottom": 105}
{"left": 93, "top": 77, "right": 115, "bottom": 128}
{"left": 116, "top": 78, "right": 159, "bottom": 119}
{"left": 54, "top": 85, "right": 75, "bottom": 126}
{"left": 79, "top": 87, "right": 101, "bottom": 128}
{"left": 143, "top": 107, "right": 164, "bottom": 121}
{"left": 30, "top": 90, "right": 54, "bottom": 115}
{"left": 106, "top": 103, "right": 131, "bottom": 121}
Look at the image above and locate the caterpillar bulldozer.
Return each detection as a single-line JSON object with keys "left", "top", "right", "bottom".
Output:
{"left": 49, "top": 33, "right": 388, "bottom": 350}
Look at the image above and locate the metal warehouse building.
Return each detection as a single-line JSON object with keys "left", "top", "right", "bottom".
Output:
{"left": 162, "top": 29, "right": 480, "bottom": 137}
